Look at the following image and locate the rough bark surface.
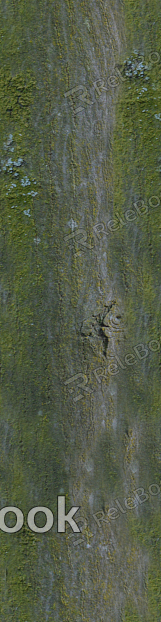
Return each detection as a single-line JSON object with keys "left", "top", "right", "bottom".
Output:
{"left": 0, "top": 0, "right": 161, "bottom": 620}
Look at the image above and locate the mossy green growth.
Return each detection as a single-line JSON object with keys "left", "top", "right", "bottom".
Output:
{"left": 121, "top": 601, "right": 142, "bottom": 622}
{"left": 110, "top": 1, "right": 161, "bottom": 620}
{"left": 0, "top": 12, "right": 70, "bottom": 618}
{"left": 0, "top": 68, "right": 36, "bottom": 123}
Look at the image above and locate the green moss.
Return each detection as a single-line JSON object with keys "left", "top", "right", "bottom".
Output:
{"left": 122, "top": 601, "right": 142, "bottom": 622}
{"left": 109, "top": 1, "right": 161, "bottom": 620}
{"left": 1, "top": 0, "right": 161, "bottom": 619}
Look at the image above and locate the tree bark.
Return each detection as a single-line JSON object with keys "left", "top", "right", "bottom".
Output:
{"left": 0, "top": 0, "right": 161, "bottom": 620}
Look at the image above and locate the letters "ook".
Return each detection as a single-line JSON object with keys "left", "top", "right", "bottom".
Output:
{"left": 0, "top": 496, "right": 81, "bottom": 534}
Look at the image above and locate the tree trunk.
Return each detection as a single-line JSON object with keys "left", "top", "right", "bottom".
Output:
{"left": 0, "top": 0, "right": 161, "bottom": 620}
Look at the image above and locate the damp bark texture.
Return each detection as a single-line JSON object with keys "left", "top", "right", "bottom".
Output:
{"left": 0, "top": 0, "right": 161, "bottom": 621}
